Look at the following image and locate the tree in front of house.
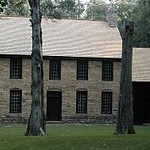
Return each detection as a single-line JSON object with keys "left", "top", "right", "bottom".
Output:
{"left": 115, "top": 21, "right": 135, "bottom": 134}
{"left": 25, "top": 0, "right": 46, "bottom": 136}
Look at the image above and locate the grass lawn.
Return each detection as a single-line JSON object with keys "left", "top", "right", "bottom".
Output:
{"left": 0, "top": 124, "right": 150, "bottom": 150}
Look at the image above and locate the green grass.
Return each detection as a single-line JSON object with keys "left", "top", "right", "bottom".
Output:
{"left": 0, "top": 124, "right": 150, "bottom": 150}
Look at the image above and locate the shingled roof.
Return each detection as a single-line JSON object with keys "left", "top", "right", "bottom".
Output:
{"left": 132, "top": 48, "right": 150, "bottom": 82}
{"left": 0, "top": 17, "right": 122, "bottom": 58}
{"left": 0, "top": 17, "right": 150, "bottom": 82}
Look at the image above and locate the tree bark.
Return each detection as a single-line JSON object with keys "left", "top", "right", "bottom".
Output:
{"left": 25, "top": 0, "right": 46, "bottom": 136}
{"left": 115, "top": 21, "right": 135, "bottom": 134}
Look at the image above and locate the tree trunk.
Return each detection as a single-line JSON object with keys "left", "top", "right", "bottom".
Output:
{"left": 25, "top": 0, "right": 46, "bottom": 136}
{"left": 115, "top": 21, "right": 135, "bottom": 134}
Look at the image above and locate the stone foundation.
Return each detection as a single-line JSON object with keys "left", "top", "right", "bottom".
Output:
{"left": 0, "top": 115, "right": 116, "bottom": 124}
{"left": 62, "top": 116, "right": 116, "bottom": 124}
{"left": 0, "top": 116, "right": 28, "bottom": 124}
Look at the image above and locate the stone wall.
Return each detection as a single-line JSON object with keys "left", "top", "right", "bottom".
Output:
{"left": 0, "top": 58, "right": 31, "bottom": 120}
{"left": 0, "top": 57, "right": 121, "bottom": 123}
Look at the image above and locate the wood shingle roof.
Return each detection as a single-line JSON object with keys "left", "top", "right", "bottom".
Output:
{"left": 1, "top": 17, "right": 149, "bottom": 82}
{"left": 132, "top": 48, "right": 150, "bottom": 82}
{"left": 0, "top": 17, "right": 122, "bottom": 58}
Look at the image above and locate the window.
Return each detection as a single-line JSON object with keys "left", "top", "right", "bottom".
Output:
{"left": 77, "top": 60, "right": 88, "bottom": 80}
{"left": 10, "top": 90, "right": 22, "bottom": 113}
{"left": 102, "top": 61, "right": 113, "bottom": 81}
{"left": 10, "top": 58, "right": 22, "bottom": 79}
{"left": 76, "top": 91, "right": 87, "bottom": 114}
{"left": 101, "top": 91, "right": 112, "bottom": 114}
{"left": 49, "top": 60, "right": 61, "bottom": 80}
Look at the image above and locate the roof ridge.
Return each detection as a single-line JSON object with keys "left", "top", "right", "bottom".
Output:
{"left": 0, "top": 16, "right": 108, "bottom": 23}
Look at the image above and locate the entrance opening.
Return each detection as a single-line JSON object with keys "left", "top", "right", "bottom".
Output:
{"left": 133, "top": 82, "right": 150, "bottom": 124}
{"left": 47, "top": 91, "right": 62, "bottom": 121}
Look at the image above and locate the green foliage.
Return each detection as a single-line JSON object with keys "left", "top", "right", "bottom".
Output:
{"left": 1, "top": 0, "right": 84, "bottom": 18}
{"left": 4, "top": 0, "right": 29, "bottom": 16}
{"left": 0, "top": 0, "right": 8, "bottom": 7}
{"left": 117, "top": 0, "right": 150, "bottom": 47}
{"left": 117, "top": 1, "right": 135, "bottom": 36}
{"left": 60, "top": 0, "right": 84, "bottom": 18}
{"left": 132, "top": 0, "right": 150, "bottom": 47}
{"left": 85, "top": 0, "right": 107, "bottom": 20}
{"left": 60, "top": 0, "right": 76, "bottom": 17}
{"left": 41, "top": 0, "right": 61, "bottom": 19}
{"left": 0, "top": 124, "right": 150, "bottom": 150}
{"left": 41, "top": 0, "right": 85, "bottom": 19}
{"left": 0, "top": 0, "right": 8, "bottom": 12}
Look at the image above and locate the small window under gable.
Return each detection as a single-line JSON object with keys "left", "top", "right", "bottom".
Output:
{"left": 10, "top": 58, "right": 22, "bottom": 79}
{"left": 10, "top": 89, "right": 22, "bottom": 113}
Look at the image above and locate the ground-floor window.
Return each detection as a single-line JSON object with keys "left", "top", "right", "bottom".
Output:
{"left": 101, "top": 91, "right": 112, "bottom": 114}
{"left": 10, "top": 89, "right": 22, "bottom": 113}
{"left": 76, "top": 90, "right": 87, "bottom": 114}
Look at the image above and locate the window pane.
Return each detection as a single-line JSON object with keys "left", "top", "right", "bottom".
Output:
{"left": 102, "top": 61, "right": 113, "bottom": 81}
{"left": 77, "top": 60, "right": 88, "bottom": 80}
{"left": 10, "top": 59, "right": 22, "bottom": 79}
{"left": 10, "top": 90, "right": 22, "bottom": 113}
{"left": 76, "top": 91, "right": 87, "bottom": 114}
{"left": 101, "top": 92, "right": 112, "bottom": 114}
{"left": 49, "top": 60, "right": 61, "bottom": 80}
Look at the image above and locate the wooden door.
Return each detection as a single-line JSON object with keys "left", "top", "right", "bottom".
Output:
{"left": 47, "top": 91, "right": 62, "bottom": 121}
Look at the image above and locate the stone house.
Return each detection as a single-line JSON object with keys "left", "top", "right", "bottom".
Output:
{"left": 0, "top": 17, "right": 122, "bottom": 123}
{"left": 1, "top": 17, "right": 149, "bottom": 124}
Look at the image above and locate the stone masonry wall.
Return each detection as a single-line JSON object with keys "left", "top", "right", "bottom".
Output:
{"left": 0, "top": 58, "right": 31, "bottom": 123}
{"left": 0, "top": 57, "right": 121, "bottom": 123}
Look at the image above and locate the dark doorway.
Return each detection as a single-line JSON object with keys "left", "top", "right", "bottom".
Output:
{"left": 133, "top": 82, "right": 150, "bottom": 124}
{"left": 47, "top": 91, "right": 62, "bottom": 121}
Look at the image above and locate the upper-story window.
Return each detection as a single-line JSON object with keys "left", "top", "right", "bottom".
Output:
{"left": 101, "top": 91, "right": 112, "bottom": 114}
{"left": 102, "top": 61, "right": 113, "bottom": 81}
{"left": 49, "top": 60, "right": 61, "bottom": 80}
{"left": 10, "top": 58, "right": 22, "bottom": 79}
{"left": 10, "top": 89, "right": 22, "bottom": 113}
{"left": 77, "top": 60, "right": 88, "bottom": 80}
{"left": 76, "top": 90, "right": 87, "bottom": 114}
